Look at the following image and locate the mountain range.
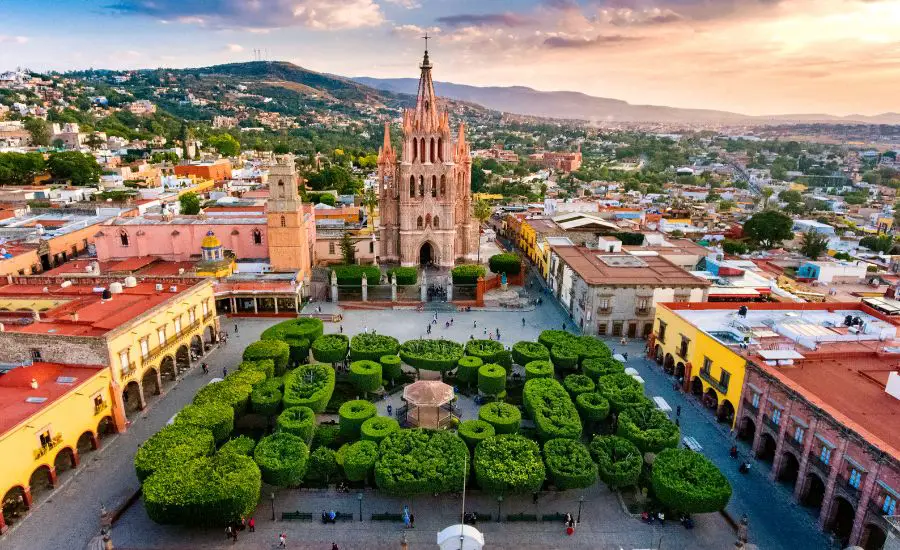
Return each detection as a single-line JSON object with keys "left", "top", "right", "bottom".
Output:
{"left": 352, "top": 76, "right": 900, "bottom": 126}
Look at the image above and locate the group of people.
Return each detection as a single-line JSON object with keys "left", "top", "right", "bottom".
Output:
{"left": 224, "top": 517, "right": 253, "bottom": 543}
{"left": 321, "top": 510, "right": 337, "bottom": 524}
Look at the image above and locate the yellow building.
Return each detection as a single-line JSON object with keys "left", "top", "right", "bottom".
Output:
{"left": 0, "top": 362, "right": 116, "bottom": 533}
{"left": 196, "top": 231, "right": 236, "bottom": 277}
{"left": 650, "top": 302, "right": 748, "bottom": 428}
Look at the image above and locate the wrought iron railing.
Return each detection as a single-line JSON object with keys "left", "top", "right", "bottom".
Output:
{"left": 33, "top": 433, "right": 63, "bottom": 460}
{"left": 810, "top": 455, "right": 832, "bottom": 477}
{"left": 94, "top": 401, "right": 109, "bottom": 416}
{"left": 142, "top": 320, "right": 202, "bottom": 365}
{"left": 699, "top": 370, "right": 728, "bottom": 394}
{"left": 743, "top": 398, "right": 758, "bottom": 415}
{"left": 763, "top": 415, "right": 780, "bottom": 432}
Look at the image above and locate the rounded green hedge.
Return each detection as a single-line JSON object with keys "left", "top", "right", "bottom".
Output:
{"left": 173, "top": 402, "right": 234, "bottom": 444}
{"left": 332, "top": 264, "right": 380, "bottom": 286}
{"left": 250, "top": 379, "right": 283, "bottom": 417}
{"left": 652, "top": 448, "right": 732, "bottom": 514}
{"left": 238, "top": 358, "right": 275, "bottom": 379}
{"left": 465, "top": 339, "right": 511, "bottom": 368}
{"left": 550, "top": 345, "right": 579, "bottom": 371}
{"left": 524, "top": 360, "right": 554, "bottom": 380}
{"left": 219, "top": 435, "right": 257, "bottom": 456}
{"left": 451, "top": 264, "right": 486, "bottom": 285}
{"left": 343, "top": 440, "right": 379, "bottom": 482}
{"left": 350, "top": 333, "right": 400, "bottom": 362}
{"left": 360, "top": 416, "right": 400, "bottom": 444}
{"left": 242, "top": 340, "right": 290, "bottom": 376}
{"left": 335, "top": 443, "right": 350, "bottom": 467}
{"left": 478, "top": 401, "right": 521, "bottom": 435}
{"left": 192, "top": 379, "right": 254, "bottom": 416}
{"left": 583, "top": 356, "right": 624, "bottom": 382}
{"left": 282, "top": 363, "right": 335, "bottom": 413}
{"left": 306, "top": 446, "right": 338, "bottom": 483}
{"left": 399, "top": 339, "right": 465, "bottom": 372}
{"left": 512, "top": 341, "right": 550, "bottom": 366}
{"left": 311, "top": 334, "right": 349, "bottom": 364}
{"left": 488, "top": 253, "right": 521, "bottom": 276}
{"left": 478, "top": 363, "right": 507, "bottom": 396}
{"left": 387, "top": 266, "right": 418, "bottom": 285}
{"left": 339, "top": 399, "right": 377, "bottom": 440}
{"left": 225, "top": 368, "right": 267, "bottom": 390}
{"left": 589, "top": 435, "right": 642, "bottom": 490}
{"left": 458, "top": 419, "right": 496, "bottom": 450}
{"left": 576, "top": 392, "right": 611, "bottom": 423}
{"left": 474, "top": 434, "right": 544, "bottom": 495}
{"left": 254, "top": 432, "right": 310, "bottom": 487}
{"left": 349, "top": 360, "right": 382, "bottom": 394}
{"left": 261, "top": 318, "right": 323, "bottom": 365}
{"left": 276, "top": 406, "right": 316, "bottom": 443}
{"left": 563, "top": 373, "right": 595, "bottom": 397}
{"left": 522, "top": 378, "right": 581, "bottom": 441}
{"left": 380, "top": 355, "right": 403, "bottom": 382}
{"left": 576, "top": 336, "right": 611, "bottom": 364}
{"left": 143, "top": 450, "right": 260, "bottom": 526}
{"left": 598, "top": 373, "right": 651, "bottom": 412}
{"left": 538, "top": 330, "right": 571, "bottom": 350}
{"left": 543, "top": 438, "right": 597, "bottom": 490}
{"left": 375, "top": 429, "right": 468, "bottom": 495}
{"left": 134, "top": 424, "right": 215, "bottom": 482}
{"left": 456, "top": 356, "right": 483, "bottom": 386}
{"left": 617, "top": 405, "right": 680, "bottom": 454}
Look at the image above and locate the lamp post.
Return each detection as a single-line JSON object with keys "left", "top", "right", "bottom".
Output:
{"left": 496, "top": 495, "right": 503, "bottom": 523}
{"left": 270, "top": 492, "right": 276, "bottom": 521}
{"left": 357, "top": 493, "right": 363, "bottom": 522}
{"left": 577, "top": 495, "right": 584, "bottom": 523}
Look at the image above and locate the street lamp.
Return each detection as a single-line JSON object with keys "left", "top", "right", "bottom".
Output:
{"left": 270, "top": 492, "right": 276, "bottom": 521}
{"left": 496, "top": 495, "right": 503, "bottom": 523}
{"left": 577, "top": 495, "right": 584, "bottom": 523}
{"left": 357, "top": 493, "right": 363, "bottom": 522}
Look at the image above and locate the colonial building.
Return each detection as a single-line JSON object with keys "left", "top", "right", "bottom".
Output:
{"left": 376, "top": 47, "right": 478, "bottom": 268}
{"left": 266, "top": 154, "right": 313, "bottom": 277}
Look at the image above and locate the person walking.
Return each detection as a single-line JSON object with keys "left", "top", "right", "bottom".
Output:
{"left": 332, "top": 544, "right": 339, "bottom": 550}
{"left": 339, "top": 325, "right": 343, "bottom": 334}
{"left": 278, "top": 533, "right": 287, "bottom": 548}
{"left": 225, "top": 525, "right": 233, "bottom": 541}
{"left": 522, "top": 317, "right": 526, "bottom": 327}
{"left": 234, "top": 323, "right": 238, "bottom": 334}
{"left": 248, "top": 517, "right": 255, "bottom": 532}
{"left": 410, "top": 513, "right": 415, "bottom": 528}
{"left": 223, "top": 367, "right": 228, "bottom": 377}
{"left": 201, "top": 362, "right": 208, "bottom": 374}
{"left": 473, "top": 320, "right": 477, "bottom": 328}
{"left": 676, "top": 405, "right": 682, "bottom": 417}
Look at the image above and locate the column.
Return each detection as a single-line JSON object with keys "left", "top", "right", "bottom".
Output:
{"left": 0, "top": 508, "right": 7, "bottom": 534}
{"left": 47, "top": 466, "right": 58, "bottom": 487}
{"left": 770, "top": 400, "right": 795, "bottom": 481}
{"left": 751, "top": 387, "right": 770, "bottom": 457}
{"left": 253, "top": 297, "right": 258, "bottom": 314}
{"left": 447, "top": 279, "right": 453, "bottom": 302}
{"left": 362, "top": 276, "right": 368, "bottom": 302}
{"left": 155, "top": 369, "right": 163, "bottom": 395}
{"left": 294, "top": 296, "right": 299, "bottom": 314}
{"left": 391, "top": 274, "right": 397, "bottom": 302}
{"left": 794, "top": 416, "right": 820, "bottom": 500}
{"left": 230, "top": 297, "right": 237, "bottom": 313}
{"left": 818, "top": 438, "right": 849, "bottom": 530}
{"left": 849, "top": 459, "right": 885, "bottom": 545}
{"left": 274, "top": 298, "right": 279, "bottom": 314}
{"left": 71, "top": 448, "right": 81, "bottom": 468}
{"left": 421, "top": 271, "right": 427, "bottom": 302}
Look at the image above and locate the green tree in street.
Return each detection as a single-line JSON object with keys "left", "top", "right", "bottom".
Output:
{"left": 85, "top": 132, "right": 105, "bottom": 151}
{"left": 47, "top": 151, "right": 101, "bottom": 185}
{"left": 361, "top": 187, "right": 378, "bottom": 230}
{"left": 179, "top": 192, "right": 201, "bottom": 215}
{"left": 760, "top": 187, "right": 774, "bottom": 210}
{"left": 743, "top": 210, "right": 793, "bottom": 249}
{"left": 207, "top": 133, "right": 241, "bottom": 157}
{"left": 340, "top": 231, "right": 356, "bottom": 264}
{"left": 0, "top": 152, "right": 46, "bottom": 185}
{"left": 799, "top": 231, "right": 829, "bottom": 260}
{"left": 24, "top": 117, "right": 50, "bottom": 146}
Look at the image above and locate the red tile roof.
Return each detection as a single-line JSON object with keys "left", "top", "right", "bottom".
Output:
{"left": 551, "top": 245, "right": 710, "bottom": 287}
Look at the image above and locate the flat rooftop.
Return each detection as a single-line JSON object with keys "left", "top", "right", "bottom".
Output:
{"left": 0, "top": 362, "right": 105, "bottom": 435}
{"left": 108, "top": 215, "right": 265, "bottom": 226}
{"left": 552, "top": 245, "right": 710, "bottom": 286}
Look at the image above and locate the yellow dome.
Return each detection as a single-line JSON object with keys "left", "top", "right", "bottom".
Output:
{"left": 201, "top": 231, "right": 221, "bottom": 249}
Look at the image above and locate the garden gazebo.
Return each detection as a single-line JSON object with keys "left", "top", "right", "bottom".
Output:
{"left": 402, "top": 380, "right": 455, "bottom": 429}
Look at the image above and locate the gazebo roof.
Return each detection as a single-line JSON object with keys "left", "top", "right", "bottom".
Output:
{"left": 403, "top": 380, "right": 454, "bottom": 407}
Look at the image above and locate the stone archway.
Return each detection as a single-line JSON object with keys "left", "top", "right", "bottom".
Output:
{"left": 141, "top": 368, "right": 160, "bottom": 398}
{"left": 690, "top": 376, "right": 703, "bottom": 397}
{"left": 861, "top": 523, "right": 888, "bottom": 550}
{"left": 190, "top": 334, "right": 203, "bottom": 358}
{"left": 654, "top": 345, "right": 663, "bottom": 364}
{"left": 717, "top": 399, "right": 736, "bottom": 424}
{"left": 738, "top": 416, "right": 756, "bottom": 442}
{"left": 757, "top": 432, "right": 777, "bottom": 462}
{"left": 122, "top": 381, "right": 143, "bottom": 417}
{"left": 28, "top": 465, "right": 54, "bottom": 504}
{"left": 777, "top": 451, "right": 800, "bottom": 486}
{"left": 419, "top": 241, "right": 435, "bottom": 267}
{"left": 175, "top": 345, "right": 190, "bottom": 373}
{"left": 800, "top": 472, "right": 826, "bottom": 511}
{"left": 2, "top": 486, "right": 29, "bottom": 529}
{"left": 76, "top": 431, "right": 98, "bottom": 455}
{"left": 204, "top": 325, "right": 217, "bottom": 345}
{"left": 827, "top": 496, "right": 856, "bottom": 546}
{"left": 675, "top": 362, "right": 686, "bottom": 380}
{"left": 97, "top": 416, "right": 116, "bottom": 440}
{"left": 160, "top": 355, "right": 176, "bottom": 386}
{"left": 703, "top": 387, "right": 719, "bottom": 410}
{"left": 663, "top": 353, "right": 675, "bottom": 374}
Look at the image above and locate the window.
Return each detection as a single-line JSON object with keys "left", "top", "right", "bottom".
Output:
{"left": 438, "top": 138, "right": 443, "bottom": 162}
{"left": 158, "top": 327, "right": 167, "bottom": 346}
{"left": 793, "top": 426, "right": 804, "bottom": 444}
{"left": 369, "top": 241, "right": 374, "bottom": 254}
{"left": 174, "top": 317, "right": 182, "bottom": 335}
{"left": 119, "top": 230, "right": 129, "bottom": 246}
{"left": 612, "top": 321, "right": 624, "bottom": 336}
{"left": 140, "top": 338, "right": 149, "bottom": 359}
{"left": 253, "top": 229, "right": 262, "bottom": 245}
{"left": 598, "top": 297, "right": 611, "bottom": 312}
{"left": 30, "top": 348, "right": 42, "bottom": 362}
{"left": 658, "top": 320, "right": 667, "bottom": 343}
{"left": 679, "top": 335, "right": 690, "bottom": 358}
{"left": 440, "top": 175, "right": 446, "bottom": 196}
{"left": 883, "top": 495, "right": 897, "bottom": 515}
{"left": 820, "top": 445, "right": 832, "bottom": 465}
{"left": 597, "top": 323, "right": 608, "bottom": 336}
{"left": 848, "top": 469, "right": 862, "bottom": 489}
{"left": 637, "top": 297, "right": 650, "bottom": 313}
{"left": 433, "top": 216, "right": 439, "bottom": 229}
{"left": 202, "top": 300, "right": 209, "bottom": 316}
{"left": 412, "top": 140, "right": 417, "bottom": 163}
{"left": 189, "top": 308, "right": 196, "bottom": 324}
{"left": 719, "top": 370, "right": 731, "bottom": 391}
{"left": 751, "top": 392, "right": 760, "bottom": 408}
{"left": 119, "top": 350, "right": 130, "bottom": 374}
{"left": 425, "top": 214, "right": 431, "bottom": 227}
{"left": 430, "top": 138, "right": 435, "bottom": 163}
{"left": 280, "top": 216, "right": 286, "bottom": 228}
{"left": 772, "top": 408, "right": 782, "bottom": 425}
{"left": 431, "top": 176, "right": 437, "bottom": 197}
{"left": 417, "top": 216, "right": 423, "bottom": 229}
{"left": 418, "top": 176, "right": 424, "bottom": 197}
{"left": 329, "top": 241, "right": 335, "bottom": 255}
{"left": 409, "top": 176, "right": 416, "bottom": 197}
{"left": 701, "top": 356, "right": 713, "bottom": 375}
{"left": 277, "top": 180, "right": 285, "bottom": 197}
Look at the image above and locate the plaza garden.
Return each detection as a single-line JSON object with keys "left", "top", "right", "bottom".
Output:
{"left": 133, "top": 317, "right": 731, "bottom": 528}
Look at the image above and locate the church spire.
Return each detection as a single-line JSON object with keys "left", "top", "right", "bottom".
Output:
{"left": 413, "top": 34, "right": 439, "bottom": 131}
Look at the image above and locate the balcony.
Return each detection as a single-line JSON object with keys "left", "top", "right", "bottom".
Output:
{"left": 142, "top": 319, "right": 202, "bottom": 366}
{"left": 94, "top": 400, "right": 109, "bottom": 416}
{"left": 785, "top": 435, "right": 804, "bottom": 453}
{"left": 33, "top": 433, "right": 63, "bottom": 460}
{"left": 677, "top": 346, "right": 689, "bottom": 360}
{"left": 635, "top": 307, "right": 652, "bottom": 317}
{"left": 839, "top": 477, "right": 861, "bottom": 502}
{"left": 868, "top": 499, "right": 891, "bottom": 518}
{"left": 810, "top": 455, "right": 832, "bottom": 477}
{"left": 699, "top": 370, "right": 728, "bottom": 394}
{"left": 742, "top": 398, "right": 758, "bottom": 415}
{"left": 762, "top": 415, "right": 780, "bottom": 433}
{"left": 656, "top": 331, "right": 666, "bottom": 344}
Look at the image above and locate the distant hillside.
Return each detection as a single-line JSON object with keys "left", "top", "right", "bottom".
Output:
{"left": 353, "top": 76, "right": 900, "bottom": 125}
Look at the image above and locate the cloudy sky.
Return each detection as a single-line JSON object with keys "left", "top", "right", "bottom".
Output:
{"left": 2, "top": 0, "right": 899, "bottom": 116}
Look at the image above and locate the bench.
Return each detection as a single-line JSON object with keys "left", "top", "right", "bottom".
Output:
{"left": 371, "top": 513, "right": 404, "bottom": 521}
{"left": 506, "top": 513, "right": 538, "bottom": 522}
{"left": 281, "top": 511, "right": 312, "bottom": 521}
{"left": 542, "top": 513, "right": 568, "bottom": 522}
{"left": 463, "top": 513, "right": 492, "bottom": 524}
{"left": 683, "top": 436, "right": 703, "bottom": 452}
{"left": 335, "top": 512, "right": 354, "bottom": 521}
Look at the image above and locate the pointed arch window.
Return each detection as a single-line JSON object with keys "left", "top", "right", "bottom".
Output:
{"left": 417, "top": 216, "right": 423, "bottom": 229}
{"left": 433, "top": 216, "right": 439, "bottom": 229}
{"left": 430, "top": 138, "right": 436, "bottom": 163}
{"left": 409, "top": 175, "right": 416, "bottom": 198}
{"left": 119, "top": 230, "right": 129, "bottom": 247}
{"left": 252, "top": 228, "right": 262, "bottom": 245}
{"left": 419, "top": 139, "right": 425, "bottom": 163}
{"left": 440, "top": 175, "right": 446, "bottom": 196}
{"left": 425, "top": 214, "right": 431, "bottom": 227}
{"left": 431, "top": 176, "right": 437, "bottom": 197}
{"left": 412, "top": 140, "right": 418, "bottom": 163}
{"left": 418, "top": 176, "right": 424, "bottom": 197}
{"left": 280, "top": 216, "right": 286, "bottom": 228}
{"left": 438, "top": 138, "right": 443, "bottom": 162}
{"left": 277, "top": 179, "right": 285, "bottom": 198}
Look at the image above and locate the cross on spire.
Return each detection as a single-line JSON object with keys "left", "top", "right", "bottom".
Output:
{"left": 423, "top": 32, "right": 430, "bottom": 52}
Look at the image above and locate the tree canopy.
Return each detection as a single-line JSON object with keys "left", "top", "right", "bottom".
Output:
{"left": 743, "top": 210, "right": 793, "bottom": 249}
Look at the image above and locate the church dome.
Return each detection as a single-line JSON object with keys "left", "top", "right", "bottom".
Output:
{"left": 201, "top": 230, "right": 221, "bottom": 250}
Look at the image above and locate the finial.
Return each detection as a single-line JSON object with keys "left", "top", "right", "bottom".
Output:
{"left": 423, "top": 32, "right": 430, "bottom": 52}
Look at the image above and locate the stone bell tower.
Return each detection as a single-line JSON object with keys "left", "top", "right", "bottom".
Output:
{"left": 266, "top": 154, "right": 312, "bottom": 277}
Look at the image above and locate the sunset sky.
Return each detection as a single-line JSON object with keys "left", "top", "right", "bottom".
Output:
{"left": 2, "top": 0, "right": 899, "bottom": 116}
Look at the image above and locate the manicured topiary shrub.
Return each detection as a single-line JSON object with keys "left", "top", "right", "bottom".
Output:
{"left": 343, "top": 440, "right": 378, "bottom": 482}
{"left": 522, "top": 378, "right": 581, "bottom": 441}
{"left": 538, "top": 329, "right": 571, "bottom": 350}
{"left": 458, "top": 419, "right": 496, "bottom": 450}
{"left": 563, "top": 373, "right": 595, "bottom": 398}
{"left": 134, "top": 425, "right": 215, "bottom": 482}
{"left": 466, "top": 339, "right": 511, "bottom": 368}
{"left": 306, "top": 447, "right": 338, "bottom": 483}
{"left": 243, "top": 340, "right": 290, "bottom": 375}
{"left": 143, "top": 450, "right": 260, "bottom": 526}
{"left": 350, "top": 333, "right": 400, "bottom": 362}
{"left": 456, "top": 356, "right": 483, "bottom": 386}
{"left": 276, "top": 406, "right": 316, "bottom": 443}
{"left": 239, "top": 359, "right": 275, "bottom": 379}
{"left": 478, "top": 363, "right": 507, "bottom": 396}
{"left": 282, "top": 363, "right": 335, "bottom": 413}
{"left": 261, "top": 318, "right": 323, "bottom": 365}
{"left": 652, "top": 448, "right": 732, "bottom": 513}
{"left": 617, "top": 405, "right": 680, "bottom": 454}
{"left": 538, "top": 331, "right": 611, "bottom": 368}
{"left": 524, "top": 360, "right": 554, "bottom": 380}
{"left": 339, "top": 399, "right": 377, "bottom": 440}
{"left": 250, "top": 378, "right": 283, "bottom": 417}
{"left": 543, "top": 438, "right": 597, "bottom": 490}
{"left": 589, "top": 435, "right": 642, "bottom": 490}
{"left": 488, "top": 253, "right": 521, "bottom": 276}
{"left": 576, "top": 392, "right": 610, "bottom": 424}
{"left": 387, "top": 266, "right": 418, "bottom": 285}
{"left": 225, "top": 368, "right": 267, "bottom": 389}
{"left": 173, "top": 402, "right": 234, "bottom": 444}
{"left": 575, "top": 336, "right": 611, "bottom": 364}
{"left": 550, "top": 344, "right": 579, "bottom": 371}
{"left": 360, "top": 416, "right": 399, "bottom": 444}
{"left": 598, "top": 373, "right": 651, "bottom": 412}
{"left": 380, "top": 355, "right": 403, "bottom": 383}
{"left": 582, "top": 356, "right": 624, "bottom": 382}
{"left": 311, "top": 334, "right": 349, "bottom": 364}
{"left": 219, "top": 435, "right": 256, "bottom": 457}
{"left": 512, "top": 341, "right": 550, "bottom": 366}
{"left": 332, "top": 264, "right": 380, "bottom": 286}
{"left": 399, "top": 339, "right": 465, "bottom": 373}
{"left": 254, "top": 432, "right": 310, "bottom": 487}
{"left": 478, "top": 401, "right": 521, "bottom": 435}
{"left": 192, "top": 379, "right": 253, "bottom": 417}
{"left": 335, "top": 443, "right": 350, "bottom": 467}
{"left": 375, "top": 429, "right": 468, "bottom": 495}
{"left": 451, "top": 264, "right": 486, "bottom": 285}
{"left": 349, "top": 360, "right": 382, "bottom": 395}
{"left": 312, "top": 424, "right": 340, "bottom": 451}
{"left": 474, "top": 434, "right": 544, "bottom": 495}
